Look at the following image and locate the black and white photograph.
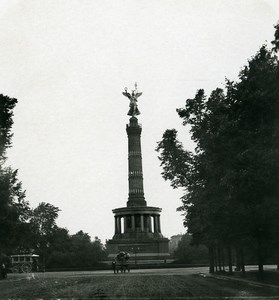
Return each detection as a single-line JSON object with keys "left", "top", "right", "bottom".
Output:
{"left": 0, "top": 0, "right": 279, "bottom": 299}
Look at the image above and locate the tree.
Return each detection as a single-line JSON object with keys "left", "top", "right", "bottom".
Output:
{"left": 0, "top": 94, "right": 29, "bottom": 255}
{"left": 46, "top": 227, "right": 72, "bottom": 269}
{"left": 30, "top": 202, "right": 60, "bottom": 238}
{"left": 69, "top": 231, "right": 106, "bottom": 268}
{"left": 29, "top": 202, "right": 60, "bottom": 269}
{"left": 28, "top": 204, "right": 107, "bottom": 270}
{"left": 0, "top": 92, "right": 107, "bottom": 269}
{"left": 173, "top": 234, "right": 209, "bottom": 264}
{"left": 0, "top": 94, "right": 17, "bottom": 161}
{"left": 156, "top": 24, "right": 279, "bottom": 276}
{"left": 271, "top": 21, "right": 279, "bottom": 52}
{"left": 46, "top": 230, "right": 107, "bottom": 270}
{"left": 0, "top": 168, "right": 29, "bottom": 252}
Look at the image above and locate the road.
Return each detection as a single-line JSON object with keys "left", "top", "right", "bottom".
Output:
{"left": 1, "top": 265, "right": 279, "bottom": 298}
{"left": 6, "top": 264, "right": 277, "bottom": 279}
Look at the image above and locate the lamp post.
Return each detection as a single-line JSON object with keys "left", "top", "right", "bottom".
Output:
{"left": 131, "top": 247, "right": 140, "bottom": 266}
{"left": 40, "top": 241, "right": 50, "bottom": 272}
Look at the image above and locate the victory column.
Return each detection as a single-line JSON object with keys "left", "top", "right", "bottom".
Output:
{"left": 106, "top": 84, "right": 170, "bottom": 265}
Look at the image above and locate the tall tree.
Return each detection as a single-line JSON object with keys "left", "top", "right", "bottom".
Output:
{"left": 0, "top": 94, "right": 17, "bottom": 161}
{"left": 0, "top": 94, "right": 29, "bottom": 254}
{"left": 29, "top": 202, "right": 60, "bottom": 268}
{"left": 30, "top": 202, "right": 60, "bottom": 239}
{"left": 156, "top": 24, "right": 279, "bottom": 275}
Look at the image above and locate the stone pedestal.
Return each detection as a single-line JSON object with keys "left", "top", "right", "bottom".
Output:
{"left": 107, "top": 116, "right": 170, "bottom": 263}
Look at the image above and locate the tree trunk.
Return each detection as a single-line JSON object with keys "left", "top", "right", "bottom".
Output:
{"left": 257, "top": 239, "right": 264, "bottom": 279}
{"left": 228, "top": 245, "right": 233, "bottom": 274}
{"left": 221, "top": 247, "right": 225, "bottom": 271}
{"left": 235, "top": 246, "right": 241, "bottom": 271}
{"left": 240, "top": 246, "right": 245, "bottom": 276}
{"left": 258, "top": 262, "right": 264, "bottom": 277}
{"left": 217, "top": 246, "right": 222, "bottom": 272}
{"left": 214, "top": 247, "right": 218, "bottom": 272}
{"left": 209, "top": 246, "right": 215, "bottom": 273}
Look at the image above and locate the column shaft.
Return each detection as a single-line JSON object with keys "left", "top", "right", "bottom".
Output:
{"left": 126, "top": 118, "right": 146, "bottom": 207}
{"left": 131, "top": 215, "right": 135, "bottom": 231}
{"left": 148, "top": 215, "right": 152, "bottom": 232}
{"left": 140, "top": 215, "right": 144, "bottom": 232}
{"left": 124, "top": 216, "right": 127, "bottom": 233}
{"left": 117, "top": 217, "right": 122, "bottom": 234}
{"left": 154, "top": 215, "right": 158, "bottom": 233}
{"left": 158, "top": 216, "right": 161, "bottom": 233}
{"left": 114, "top": 216, "right": 117, "bottom": 234}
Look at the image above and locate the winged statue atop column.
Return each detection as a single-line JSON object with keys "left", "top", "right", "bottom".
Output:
{"left": 122, "top": 83, "right": 142, "bottom": 116}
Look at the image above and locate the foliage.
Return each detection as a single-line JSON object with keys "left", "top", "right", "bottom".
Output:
{"left": 173, "top": 234, "right": 208, "bottom": 264}
{"left": 156, "top": 24, "right": 279, "bottom": 274}
{"left": 28, "top": 204, "right": 107, "bottom": 269}
{"left": 156, "top": 129, "right": 193, "bottom": 189}
{"left": 272, "top": 21, "right": 279, "bottom": 52}
{"left": 30, "top": 202, "right": 60, "bottom": 239}
{"left": 68, "top": 231, "right": 105, "bottom": 267}
{"left": 46, "top": 230, "right": 107, "bottom": 269}
{"left": 0, "top": 94, "right": 17, "bottom": 161}
{"left": 0, "top": 94, "right": 29, "bottom": 255}
{"left": 0, "top": 94, "right": 107, "bottom": 268}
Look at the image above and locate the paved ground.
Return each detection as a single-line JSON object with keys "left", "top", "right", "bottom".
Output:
{"left": 6, "top": 264, "right": 277, "bottom": 280}
{"left": 1, "top": 266, "right": 278, "bottom": 299}
{"left": 9, "top": 266, "right": 211, "bottom": 279}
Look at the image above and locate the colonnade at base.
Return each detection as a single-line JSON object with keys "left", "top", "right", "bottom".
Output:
{"left": 114, "top": 213, "right": 161, "bottom": 235}
{"left": 112, "top": 206, "right": 163, "bottom": 239}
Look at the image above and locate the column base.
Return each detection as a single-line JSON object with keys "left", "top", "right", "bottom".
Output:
{"left": 106, "top": 238, "right": 170, "bottom": 264}
{"left": 109, "top": 205, "right": 169, "bottom": 264}
{"left": 113, "top": 231, "right": 163, "bottom": 240}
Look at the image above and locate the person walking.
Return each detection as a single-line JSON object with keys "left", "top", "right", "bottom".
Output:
{"left": 0, "top": 263, "right": 7, "bottom": 279}
{"left": 112, "top": 259, "right": 116, "bottom": 274}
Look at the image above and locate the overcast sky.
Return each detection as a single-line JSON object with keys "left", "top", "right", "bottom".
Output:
{"left": 1, "top": 0, "right": 279, "bottom": 243}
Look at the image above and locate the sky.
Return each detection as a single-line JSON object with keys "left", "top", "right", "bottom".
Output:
{"left": 0, "top": 0, "right": 278, "bottom": 243}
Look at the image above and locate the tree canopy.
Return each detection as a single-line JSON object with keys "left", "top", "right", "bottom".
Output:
{"left": 0, "top": 93, "right": 107, "bottom": 269}
{"left": 0, "top": 94, "right": 29, "bottom": 254}
{"left": 173, "top": 233, "right": 209, "bottom": 264}
{"left": 156, "top": 22, "right": 279, "bottom": 275}
{"left": 27, "top": 203, "right": 107, "bottom": 270}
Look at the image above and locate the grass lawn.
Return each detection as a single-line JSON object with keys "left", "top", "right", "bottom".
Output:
{"left": 0, "top": 272, "right": 279, "bottom": 299}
